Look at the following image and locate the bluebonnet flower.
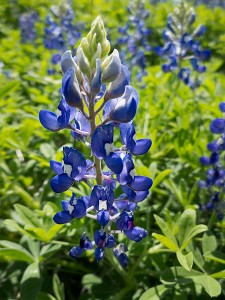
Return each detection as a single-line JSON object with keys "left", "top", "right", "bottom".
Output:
{"left": 39, "top": 16, "right": 152, "bottom": 267}
{"left": 192, "top": 0, "right": 225, "bottom": 8}
{"left": 117, "top": 0, "right": 151, "bottom": 84}
{"left": 199, "top": 103, "right": 225, "bottom": 220}
{"left": 156, "top": 2, "right": 210, "bottom": 89}
{"left": 19, "top": 11, "right": 38, "bottom": 43}
{"left": 44, "top": 1, "right": 83, "bottom": 74}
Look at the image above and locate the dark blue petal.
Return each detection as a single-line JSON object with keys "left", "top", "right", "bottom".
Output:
{"left": 116, "top": 211, "right": 134, "bottom": 231}
{"left": 94, "top": 230, "right": 106, "bottom": 248}
{"left": 39, "top": 110, "right": 60, "bottom": 132}
{"left": 71, "top": 199, "right": 87, "bottom": 218}
{"left": 63, "top": 147, "right": 87, "bottom": 180}
{"left": 129, "top": 176, "right": 153, "bottom": 191}
{"left": 97, "top": 210, "right": 110, "bottom": 227}
{"left": 207, "top": 142, "right": 218, "bottom": 152}
{"left": 124, "top": 226, "right": 147, "bottom": 242}
{"left": 200, "top": 156, "right": 211, "bottom": 166}
{"left": 50, "top": 160, "right": 63, "bottom": 175}
{"left": 131, "top": 139, "right": 152, "bottom": 155}
{"left": 105, "top": 234, "right": 116, "bottom": 248}
{"left": 53, "top": 211, "right": 73, "bottom": 224}
{"left": 80, "top": 233, "right": 93, "bottom": 250}
{"left": 219, "top": 102, "right": 225, "bottom": 112}
{"left": 117, "top": 154, "right": 135, "bottom": 185}
{"left": 104, "top": 152, "right": 123, "bottom": 174}
{"left": 62, "top": 68, "right": 83, "bottom": 109}
{"left": 69, "top": 246, "right": 85, "bottom": 258}
{"left": 95, "top": 247, "right": 105, "bottom": 261}
{"left": 120, "top": 121, "right": 136, "bottom": 150}
{"left": 109, "top": 85, "right": 138, "bottom": 123}
{"left": 210, "top": 118, "right": 225, "bottom": 134}
{"left": 50, "top": 174, "right": 74, "bottom": 193}
{"left": 116, "top": 253, "right": 128, "bottom": 268}
{"left": 91, "top": 124, "right": 114, "bottom": 159}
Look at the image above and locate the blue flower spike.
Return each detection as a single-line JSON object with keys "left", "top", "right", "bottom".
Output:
{"left": 39, "top": 16, "right": 152, "bottom": 267}
{"left": 199, "top": 102, "right": 225, "bottom": 220}
{"left": 156, "top": 2, "right": 210, "bottom": 89}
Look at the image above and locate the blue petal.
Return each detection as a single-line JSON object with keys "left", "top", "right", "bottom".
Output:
{"left": 50, "top": 160, "right": 63, "bottom": 175}
{"left": 106, "top": 64, "right": 130, "bottom": 99}
{"left": 39, "top": 110, "right": 60, "bottom": 132}
{"left": 219, "top": 103, "right": 225, "bottom": 112}
{"left": 131, "top": 139, "right": 152, "bottom": 155}
{"left": 115, "top": 253, "right": 128, "bottom": 268}
{"left": 91, "top": 124, "right": 114, "bottom": 159}
{"left": 109, "top": 85, "right": 138, "bottom": 123}
{"left": 117, "top": 154, "right": 135, "bottom": 185}
{"left": 53, "top": 211, "right": 73, "bottom": 224}
{"left": 80, "top": 233, "right": 93, "bottom": 250}
{"left": 61, "top": 200, "right": 70, "bottom": 211}
{"left": 104, "top": 152, "right": 123, "bottom": 174}
{"left": 62, "top": 68, "right": 83, "bottom": 109}
{"left": 71, "top": 199, "right": 87, "bottom": 218}
{"left": 210, "top": 118, "right": 225, "bottom": 134}
{"left": 63, "top": 147, "right": 87, "bottom": 180}
{"left": 50, "top": 173, "right": 74, "bottom": 193}
{"left": 69, "top": 246, "right": 85, "bottom": 258}
{"left": 116, "top": 211, "right": 134, "bottom": 231}
{"left": 91, "top": 59, "right": 102, "bottom": 93}
{"left": 97, "top": 210, "right": 110, "bottom": 227}
{"left": 129, "top": 176, "right": 153, "bottom": 191}
{"left": 57, "top": 98, "right": 75, "bottom": 128}
{"left": 94, "top": 230, "right": 106, "bottom": 247}
{"left": 95, "top": 247, "right": 105, "bottom": 262}
{"left": 105, "top": 234, "right": 116, "bottom": 248}
{"left": 120, "top": 122, "right": 136, "bottom": 150}
{"left": 124, "top": 226, "right": 147, "bottom": 242}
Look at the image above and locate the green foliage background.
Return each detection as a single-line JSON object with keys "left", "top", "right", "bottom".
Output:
{"left": 1, "top": 0, "right": 225, "bottom": 299}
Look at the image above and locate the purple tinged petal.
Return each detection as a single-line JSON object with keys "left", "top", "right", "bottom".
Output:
{"left": 129, "top": 176, "right": 153, "bottom": 191}
{"left": 104, "top": 152, "right": 123, "bottom": 174}
{"left": 117, "top": 154, "right": 135, "bottom": 185}
{"left": 94, "top": 230, "right": 106, "bottom": 248}
{"left": 131, "top": 139, "right": 152, "bottom": 155}
{"left": 50, "top": 174, "right": 74, "bottom": 193}
{"left": 39, "top": 110, "right": 60, "bottom": 132}
{"left": 53, "top": 211, "right": 73, "bottom": 224}
{"left": 80, "top": 233, "right": 93, "bottom": 250}
{"left": 97, "top": 210, "right": 110, "bottom": 227}
{"left": 124, "top": 226, "right": 147, "bottom": 242}
{"left": 50, "top": 160, "right": 63, "bottom": 175}
{"left": 91, "top": 59, "right": 102, "bottom": 93}
{"left": 116, "top": 211, "right": 134, "bottom": 231}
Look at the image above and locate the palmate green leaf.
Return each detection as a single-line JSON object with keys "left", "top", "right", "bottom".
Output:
{"left": 20, "top": 262, "right": 42, "bottom": 300}
{"left": 13, "top": 186, "right": 40, "bottom": 209}
{"left": 202, "top": 232, "right": 217, "bottom": 255}
{"left": 176, "top": 251, "right": 193, "bottom": 271}
{"left": 161, "top": 267, "right": 221, "bottom": 297}
{"left": 14, "top": 204, "right": 41, "bottom": 227}
{"left": 139, "top": 284, "right": 168, "bottom": 300}
{"left": 204, "top": 252, "right": 225, "bottom": 265}
{"left": 0, "top": 248, "right": 34, "bottom": 263}
{"left": 211, "top": 270, "right": 225, "bottom": 279}
{"left": 53, "top": 274, "right": 65, "bottom": 300}
{"left": 24, "top": 224, "right": 63, "bottom": 242}
{"left": 152, "top": 233, "right": 178, "bottom": 251}
{"left": 181, "top": 225, "right": 208, "bottom": 250}
{"left": 82, "top": 274, "right": 102, "bottom": 290}
{"left": 153, "top": 214, "right": 178, "bottom": 247}
{"left": 152, "top": 169, "right": 172, "bottom": 189}
{"left": 178, "top": 209, "right": 196, "bottom": 247}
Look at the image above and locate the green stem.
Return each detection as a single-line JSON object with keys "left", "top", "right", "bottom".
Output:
{"left": 89, "top": 92, "right": 102, "bottom": 185}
